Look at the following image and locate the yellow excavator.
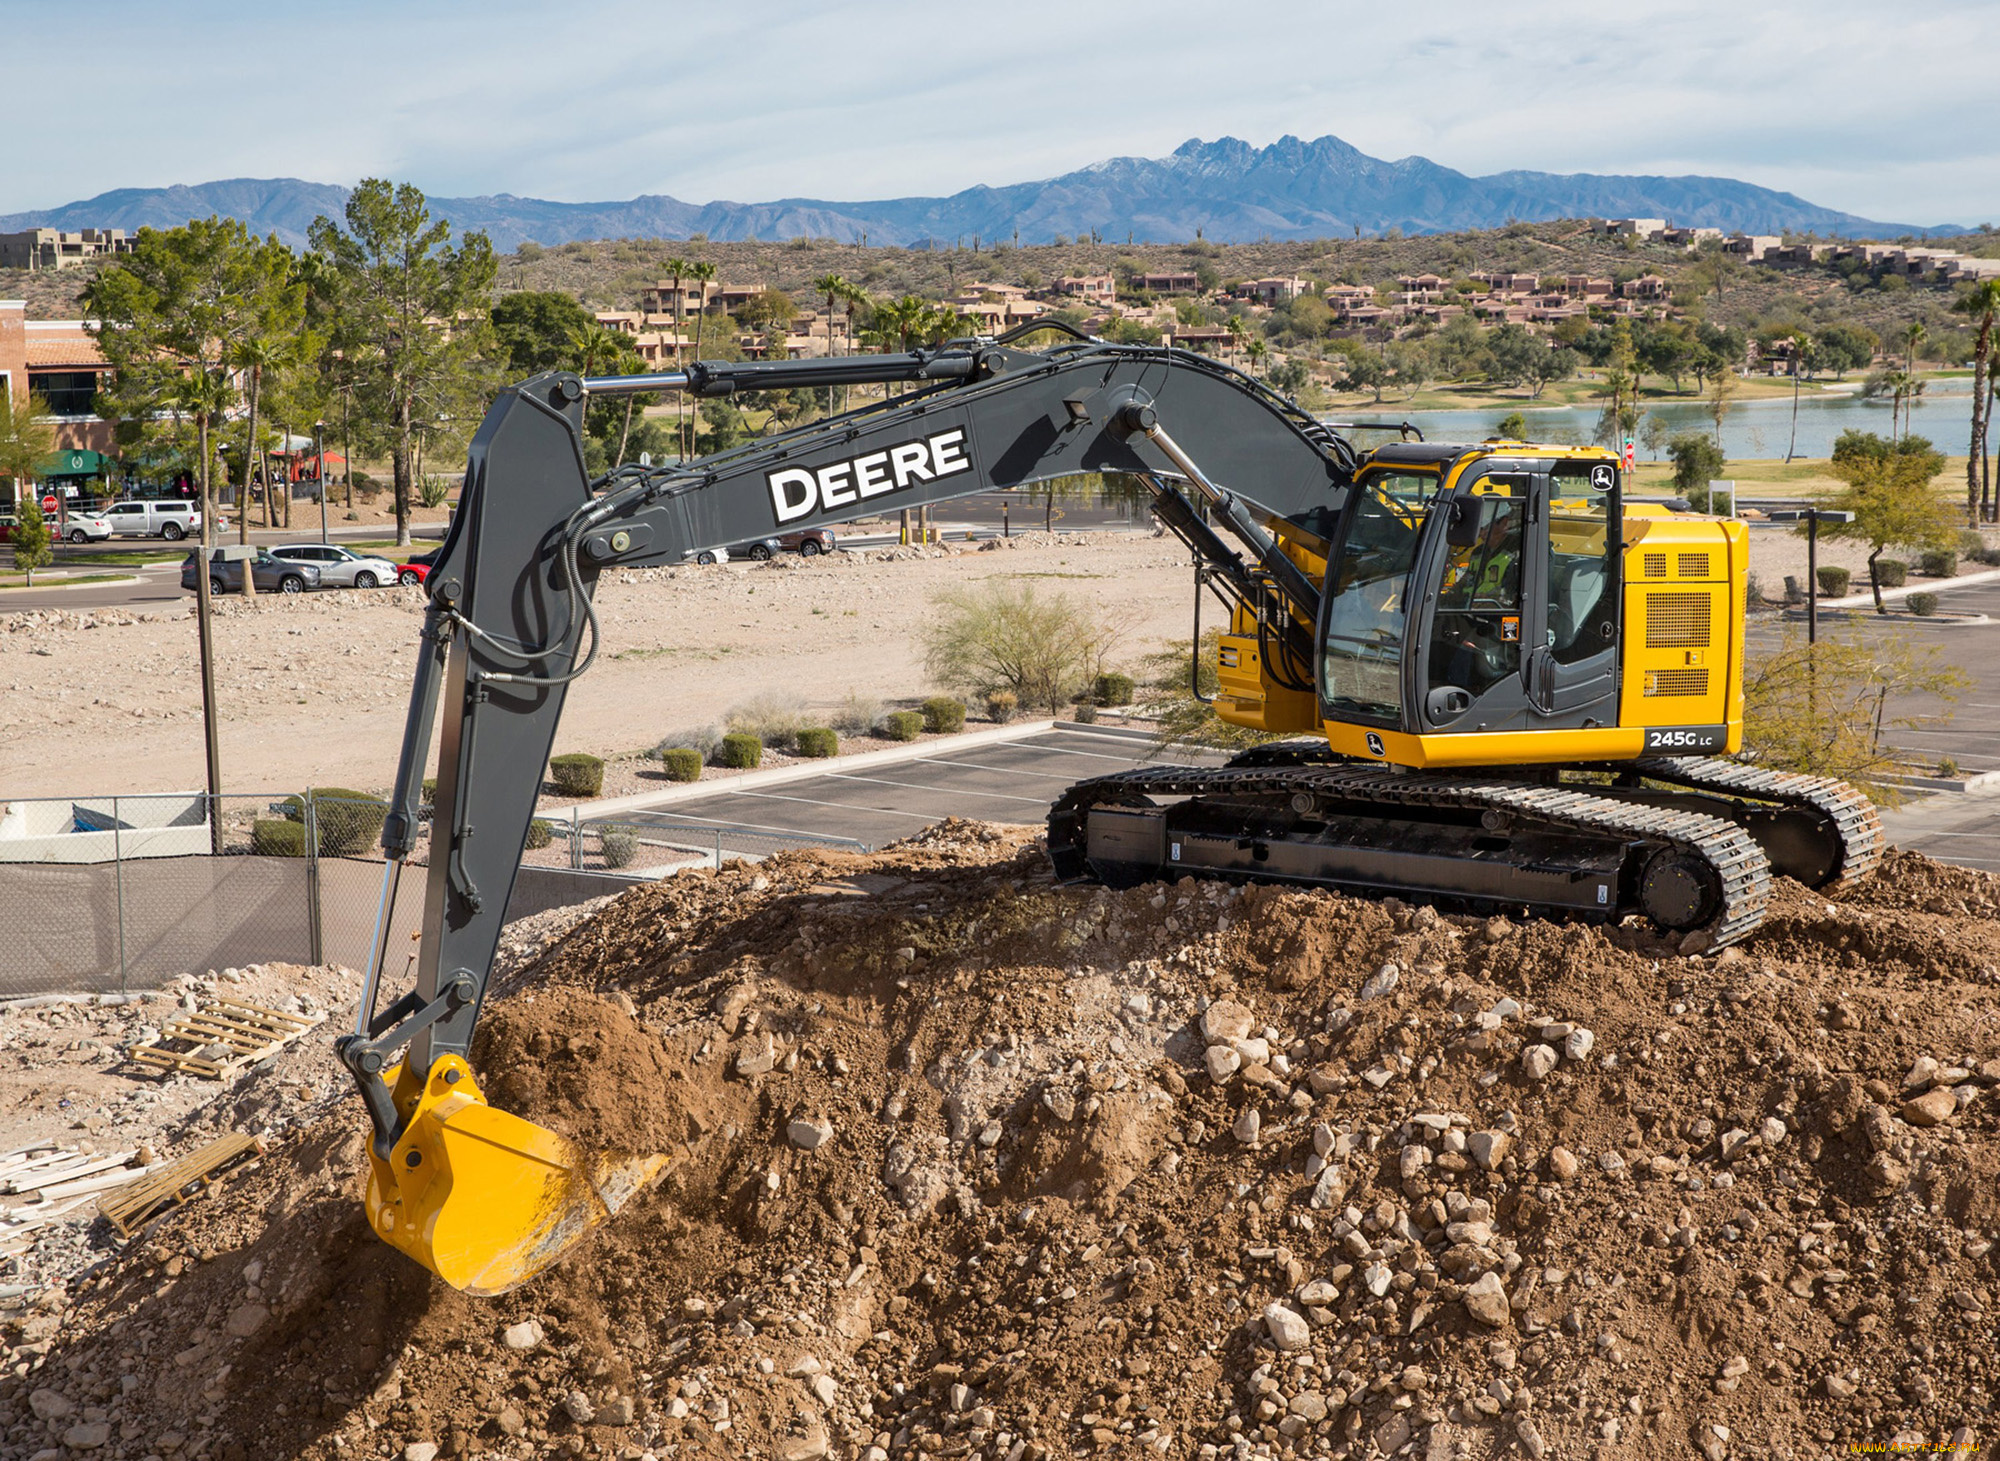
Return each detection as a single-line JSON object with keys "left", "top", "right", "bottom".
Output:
{"left": 338, "top": 330, "right": 1879, "bottom": 1293}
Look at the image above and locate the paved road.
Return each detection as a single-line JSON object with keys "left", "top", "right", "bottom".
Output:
{"left": 594, "top": 723, "right": 1223, "bottom": 858}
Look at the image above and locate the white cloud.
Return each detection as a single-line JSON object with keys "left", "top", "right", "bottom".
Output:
{"left": 9, "top": 0, "right": 1997, "bottom": 224}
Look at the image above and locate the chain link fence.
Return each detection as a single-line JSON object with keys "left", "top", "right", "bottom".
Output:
{"left": 0, "top": 791, "right": 869, "bottom": 999}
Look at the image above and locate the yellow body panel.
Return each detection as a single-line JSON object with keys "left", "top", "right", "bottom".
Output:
{"left": 362, "top": 1056, "right": 668, "bottom": 1295}
{"left": 1212, "top": 445, "right": 1747, "bottom": 769}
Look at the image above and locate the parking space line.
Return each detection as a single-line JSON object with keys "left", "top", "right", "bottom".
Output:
{"left": 723, "top": 790, "right": 942, "bottom": 822}
{"left": 823, "top": 772, "right": 1053, "bottom": 805}
{"left": 910, "top": 754, "right": 1144, "bottom": 780}
{"left": 611, "top": 806, "right": 894, "bottom": 837}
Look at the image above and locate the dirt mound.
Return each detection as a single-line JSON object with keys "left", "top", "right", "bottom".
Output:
{"left": 5, "top": 827, "right": 1998, "bottom": 1461}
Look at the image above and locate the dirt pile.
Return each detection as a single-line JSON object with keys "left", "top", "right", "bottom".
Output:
{"left": 4, "top": 820, "right": 1997, "bottom": 1461}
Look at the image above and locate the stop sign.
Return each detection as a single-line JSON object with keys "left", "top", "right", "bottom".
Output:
{"left": 41, "top": 495, "right": 57, "bottom": 515}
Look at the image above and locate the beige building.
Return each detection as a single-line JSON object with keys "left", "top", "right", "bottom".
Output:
{"left": 0, "top": 228, "right": 134, "bottom": 272}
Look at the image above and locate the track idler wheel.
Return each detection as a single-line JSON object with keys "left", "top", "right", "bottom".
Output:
{"left": 1637, "top": 847, "right": 1724, "bottom": 931}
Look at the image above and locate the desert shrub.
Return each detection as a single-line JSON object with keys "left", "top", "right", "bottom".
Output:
{"left": 1908, "top": 591, "right": 1940, "bottom": 617}
{"left": 795, "top": 726, "right": 839, "bottom": 758}
{"left": 1816, "top": 565, "right": 1851, "bottom": 597}
{"left": 1938, "top": 755, "right": 1960, "bottom": 778}
{"left": 659, "top": 747, "right": 704, "bottom": 782}
{"left": 720, "top": 732, "right": 763, "bottom": 768}
{"left": 1875, "top": 557, "right": 1907, "bottom": 588}
{"left": 600, "top": 827, "right": 639, "bottom": 869}
{"left": 548, "top": 753, "right": 604, "bottom": 797}
{"left": 1958, "top": 529, "right": 1985, "bottom": 558}
{"left": 726, "top": 692, "right": 806, "bottom": 752}
{"left": 1667, "top": 433, "right": 1725, "bottom": 508}
{"left": 921, "top": 696, "right": 966, "bottom": 734}
{"left": 1919, "top": 549, "right": 1957, "bottom": 578}
{"left": 655, "top": 724, "right": 722, "bottom": 760}
{"left": 921, "top": 579, "right": 1123, "bottom": 716}
{"left": 251, "top": 818, "right": 306, "bottom": 857}
{"left": 1074, "top": 700, "right": 1099, "bottom": 723}
{"left": 524, "top": 818, "right": 553, "bottom": 850}
{"left": 1094, "top": 671, "right": 1136, "bottom": 705}
{"left": 985, "top": 690, "right": 1018, "bottom": 723}
{"left": 281, "top": 788, "right": 388, "bottom": 855}
{"left": 831, "top": 692, "right": 880, "bottom": 736}
{"left": 420, "top": 777, "right": 437, "bottom": 809}
{"left": 881, "top": 710, "right": 923, "bottom": 741}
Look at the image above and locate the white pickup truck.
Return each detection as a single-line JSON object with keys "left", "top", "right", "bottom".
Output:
{"left": 101, "top": 499, "right": 204, "bottom": 540}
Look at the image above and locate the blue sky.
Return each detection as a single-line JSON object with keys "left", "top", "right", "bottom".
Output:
{"left": 11, "top": 0, "right": 1996, "bottom": 225}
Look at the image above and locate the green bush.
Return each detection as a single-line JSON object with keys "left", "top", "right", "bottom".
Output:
{"left": 600, "top": 827, "right": 639, "bottom": 869}
{"left": 921, "top": 696, "right": 966, "bottom": 734}
{"left": 1875, "top": 558, "right": 1907, "bottom": 588}
{"left": 720, "top": 732, "right": 763, "bottom": 769}
{"left": 252, "top": 818, "right": 307, "bottom": 857}
{"left": 881, "top": 710, "right": 923, "bottom": 741}
{"left": 660, "top": 747, "right": 704, "bottom": 782}
{"left": 548, "top": 753, "right": 604, "bottom": 797}
{"left": 524, "top": 818, "right": 553, "bottom": 850}
{"left": 280, "top": 788, "right": 388, "bottom": 855}
{"left": 1816, "top": 565, "right": 1851, "bottom": 597}
{"left": 1667, "top": 433, "right": 1726, "bottom": 506}
{"left": 420, "top": 776, "right": 437, "bottom": 809}
{"left": 795, "top": 726, "right": 839, "bottom": 758}
{"left": 1074, "top": 700, "right": 1099, "bottom": 723}
{"left": 1908, "top": 591, "right": 1940, "bottom": 617}
{"left": 1919, "top": 549, "right": 1958, "bottom": 578}
{"left": 985, "top": 689, "right": 1018, "bottom": 723}
{"left": 1093, "top": 671, "right": 1135, "bottom": 706}
{"left": 1958, "top": 529, "right": 1986, "bottom": 558}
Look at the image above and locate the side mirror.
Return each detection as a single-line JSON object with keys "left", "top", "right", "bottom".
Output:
{"left": 1445, "top": 498, "right": 1480, "bottom": 550}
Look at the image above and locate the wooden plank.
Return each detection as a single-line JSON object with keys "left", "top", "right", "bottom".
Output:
{"left": 1, "top": 1151, "right": 137, "bottom": 1195}
{"left": 36, "top": 1165, "right": 161, "bottom": 1201}
{"left": 126, "top": 998, "right": 325, "bottom": 1082}
{"left": 100, "top": 1135, "right": 264, "bottom": 1238}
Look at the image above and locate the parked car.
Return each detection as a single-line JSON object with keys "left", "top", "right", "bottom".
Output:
{"left": 60, "top": 508, "right": 113, "bottom": 544}
{"left": 728, "top": 528, "right": 838, "bottom": 561}
{"left": 180, "top": 548, "right": 321, "bottom": 595}
{"left": 690, "top": 546, "right": 729, "bottom": 565}
{"left": 269, "top": 543, "right": 400, "bottom": 588}
{"left": 398, "top": 547, "right": 440, "bottom": 586}
{"left": 104, "top": 499, "right": 203, "bottom": 540}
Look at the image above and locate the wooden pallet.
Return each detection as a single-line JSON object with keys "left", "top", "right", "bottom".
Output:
{"left": 99, "top": 1133, "right": 266, "bottom": 1238}
{"left": 127, "top": 998, "right": 325, "bottom": 1079}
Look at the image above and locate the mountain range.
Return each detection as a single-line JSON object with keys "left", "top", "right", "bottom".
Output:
{"left": 0, "top": 135, "right": 1957, "bottom": 252}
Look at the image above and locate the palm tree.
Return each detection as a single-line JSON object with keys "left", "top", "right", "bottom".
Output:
{"left": 1954, "top": 281, "right": 2000, "bottom": 523}
{"left": 1245, "top": 337, "right": 1268, "bottom": 376}
{"left": 685, "top": 261, "right": 717, "bottom": 455}
{"left": 663, "top": 256, "right": 689, "bottom": 459}
{"left": 812, "top": 273, "right": 848, "bottom": 412}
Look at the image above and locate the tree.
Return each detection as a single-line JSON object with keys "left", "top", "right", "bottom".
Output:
{"left": 1822, "top": 431, "right": 1955, "bottom": 612}
{"left": 1492, "top": 411, "right": 1529, "bottom": 441}
{"left": 734, "top": 287, "right": 796, "bottom": 333}
{"left": 1953, "top": 280, "right": 2000, "bottom": 524}
{"left": 10, "top": 492, "right": 52, "bottom": 585}
{"left": 1640, "top": 412, "right": 1670, "bottom": 460}
{"left": 1244, "top": 337, "right": 1268, "bottom": 376}
{"left": 0, "top": 385, "right": 56, "bottom": 501}
{"left": 308, "top": 180, "right": 498, "bottom": 546}
{"left": 921, "top": 579, "right": 1123, "bottom": 715}
{"left": 1706, "top": 365, "right": 1737, "bottom": 446}
{"left": 1667, "top": 433, "right": 1725, "bottom": 509}
{"left": 811, "top": 272, "right": 848, "bottom": 411}
{"left": 223, "top": 245, "right": 311, "bottom": 574}
{"left": 491, "top": 291, "right": 597, "bottom": 376}
{"left": 1815, "top": 323, "right": 1878, "bottom": 378}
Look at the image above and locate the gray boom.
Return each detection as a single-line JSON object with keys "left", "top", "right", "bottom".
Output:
{"left": 336, "top": 338, "right": 1356, "bottom": 1154}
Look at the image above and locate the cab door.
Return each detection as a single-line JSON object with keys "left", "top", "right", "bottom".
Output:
{"left": 1524, "top": 463, "right": 1620, "bottom": 727}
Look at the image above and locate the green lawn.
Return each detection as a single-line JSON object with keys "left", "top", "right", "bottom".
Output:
{"left": 0, "top": 572, "right": 135, "bottom": 591}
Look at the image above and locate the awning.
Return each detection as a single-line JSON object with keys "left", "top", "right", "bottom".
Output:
{"left": 36, "top": 448, "right": 116, "bottom": 478}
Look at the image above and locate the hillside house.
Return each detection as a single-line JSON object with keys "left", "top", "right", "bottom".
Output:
{"left": 1724, "top": 234, "right": 1782, "bottom": 261}
{"left": 1234, "top": 277, "right": 1308, "bottom": 305}
{"left": 1595, "top": 218, "right": 1667, "bottom": 238}
{"left": 1053, "top": 275, "right": 1115, "bottom": 303}
{"left": 0, "top": 229, "right": 133, "bottom": 272}
{"left": 1619, "top": 275, "right": 1672, "bottom": 301}
{"left": 1133, "top": 272, "right": 1201, "bottom": 294}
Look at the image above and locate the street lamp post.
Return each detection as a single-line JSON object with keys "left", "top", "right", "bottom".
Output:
{"left": 315, "top": 421, "right": 328, "bottom": 544}
{"left": 1768, "top": 508, "right": 1856, "bottom": 644}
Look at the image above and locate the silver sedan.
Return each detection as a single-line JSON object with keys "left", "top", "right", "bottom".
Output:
{"left": 269, "top": 543, "right": 401, "bottom": 588}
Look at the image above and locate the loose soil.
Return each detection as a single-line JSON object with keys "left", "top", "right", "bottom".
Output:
{"left": 4, "top": 825, "right": 1996, "bottom": 1461}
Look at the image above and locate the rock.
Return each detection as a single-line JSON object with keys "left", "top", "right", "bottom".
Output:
{"left": 405, "top": 1445, "right": 439, "bottom": 1461}
{"left": 1905, "top": 1055, "right": 1940, "bottom": 1090}
{"left": 788, "top": 1356, "right": 823, "bottom": 1376}
{"left": 599, "top": 1396, "right": 635, "bottom": 1425}
{"left": 223, "top": 1303, "right": 268, "bottom": 1338}
{"left": 497, "top": 1405, "right": 526, "bottom": 1436}
{"left": 1462, "top": 1272, "right": 1511, "bottom": 1327}
{"left": 1719, "top": 1128, "right": 1753, "bottom": 1160}
{"left": 1824, "top": 1374, "right": 1857, "bottom": 1399}
{"left": 1902, "top": 1088, "right": 1958, "bottom": 1127}
{"left": 1468, "top": 1130, "right": 1512, "bottom": 1171}
{"left": 1759, "top": 1116, "right": 1787, "bottom": 1146}
{"left": 1311, "top": 1122, "right": 1336, "bottom": 1157}
{"left": 63, "top": 1424, "right": 111, "bottom": 1451}
{"left": 736, "top": 1037, "right": 779, "bottom": 1077}
{"left": 501, "top": 1319, "right": 544, "bottom": 1350}
{"left": 1563, "top": 1028, "right": 1594, "bottom": 1061}
{"left": 780, "top": 1434, "right": 830, "bottom": 1461}
{"left": 1201, "top": 1000, "right": 1254, "bottom": 1043}
{"left": 1298, "top": 1279, "right": 1340, "bottom": 1306}
{"left": 1364, "top": 1262, "right": 1393, "bottom": 1297}
{"left": 787, "top": 1117, "right": 834, "bottom": 1150}
{"left": 1358, "top": 964, "right": 1400, "bottom": 1001}
{"left": 1205, "top": 1045, "right": 1242, "bottom": 1083}
{"left": 1232, "top": 1108, "right": 1262, "bottom": 1145}
{"left": 1516, "top": 1418, "right": 1547, "bottom": 1458}
{"left": 28, "top": 1389, "right": 73, "bottom": 1420}
{"left": 563, "top": 1391, "right": 596, "bottom": 1424}
{"left": 1263, "top": 1302, "right": 1312, "bottom": 1351}
{"left": 1547, "top": 1146, "right": 1579, "bottom": 1180}
{"left": 811, "top": 1374, "right": 838, "bottom": 1406}
{"left": 1288, "top": 1391, "right": 1329, "bottom": 1422}
{"left": 1521, "top": 1045, "right": 1558, "bottom": 1081}
{"left": 1719, "top": 1355, "right": 1750, "bottom": 1379}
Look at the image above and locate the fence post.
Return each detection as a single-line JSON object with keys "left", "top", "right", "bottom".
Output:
{"left": 715, "top": 829, "right": 723, "bottom": 870}
{"left": 112, "top": 796, "right": 127, "bottom": 992}
{"left": 304, "top": 795, "right": 324, "bottom": 966}
{"left": 571, "top": 808, "right": 582, "bottom": 871}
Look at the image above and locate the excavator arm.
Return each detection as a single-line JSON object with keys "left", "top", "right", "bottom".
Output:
{"left": 337, "top": 338, "right": 1356, "bottom": 1292}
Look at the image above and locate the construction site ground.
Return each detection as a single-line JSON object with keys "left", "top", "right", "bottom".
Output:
{"left": 1, "top": 822, "right": 1996, "bottom": 1461}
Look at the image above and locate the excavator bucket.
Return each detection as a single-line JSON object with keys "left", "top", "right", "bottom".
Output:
{"left": 361, "top": 1056, "right": 668, "bottom": 1296}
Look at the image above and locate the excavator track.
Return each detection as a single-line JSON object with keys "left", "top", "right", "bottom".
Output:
{"left": 1625, "top": 756, "right": 1884, "bottom": 894}
{"left": 1047, "top": 763, "right": 1776, "bottom": 948}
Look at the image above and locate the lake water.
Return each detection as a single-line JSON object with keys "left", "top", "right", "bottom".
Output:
{"left": 1326, "top": 383, "right": 1979, "bottom": 463}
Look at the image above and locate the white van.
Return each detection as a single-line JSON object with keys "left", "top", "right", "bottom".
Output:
{"left": 103, "top": 499, "right": 204, "bottom": 540}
